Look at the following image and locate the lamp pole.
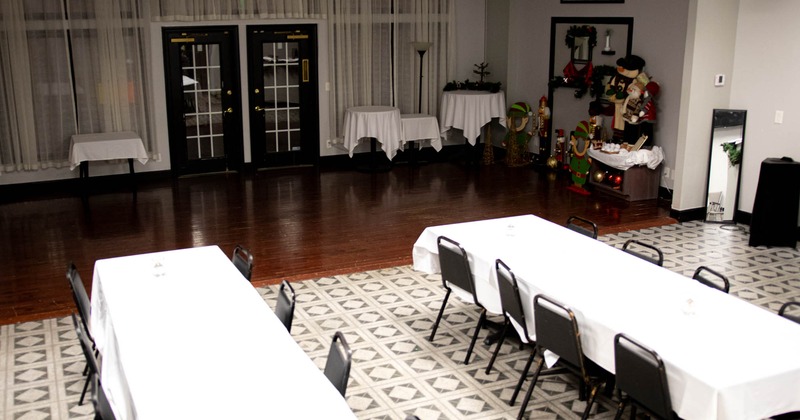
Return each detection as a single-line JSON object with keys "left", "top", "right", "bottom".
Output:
{"left": 411, "top": 42, "right": 432, "bottom": 114}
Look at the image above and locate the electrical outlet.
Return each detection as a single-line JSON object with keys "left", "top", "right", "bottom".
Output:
{"left": 663, "top": 167, "right": 670, "bottom": 179}
{"left": 326, "top": 139, "right": 332, "bottom": 149}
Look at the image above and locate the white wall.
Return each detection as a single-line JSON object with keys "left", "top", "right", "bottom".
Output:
{"left": 673, "top": 0, "right": 738, "bottom": 212}
{"left": 730, "top": 0, "right": 800, "bottom": 214}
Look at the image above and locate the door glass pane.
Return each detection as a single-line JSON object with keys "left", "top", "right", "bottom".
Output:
{"left": 260, "top": 41, "right": 301, "bottom": 154}
{"left": 182, "top": 43, "right": 224, "bottom": 161}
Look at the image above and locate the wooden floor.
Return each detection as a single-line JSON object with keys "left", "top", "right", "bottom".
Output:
{"left": 0, "top": 161, "right": 673, "bottom": 325}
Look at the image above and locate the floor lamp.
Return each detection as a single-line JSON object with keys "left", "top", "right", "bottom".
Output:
{"left": 409, "top": 42, "right": 432, "bottom": 165}
{"left": 411, "top": 42, "right": 432, "bottom": 113}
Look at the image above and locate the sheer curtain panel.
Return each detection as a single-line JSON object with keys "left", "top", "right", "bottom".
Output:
{"left": 149, "top": 0, "right": 326, "bottom": 21}
{"left": 68, "top": 0, "right": 155, "bottom": 156}
{"left": 327, "top": 0, "right": 453, "bottom": 141}
{"left": 0, "top": 0, "right": 76, "bottom": 172}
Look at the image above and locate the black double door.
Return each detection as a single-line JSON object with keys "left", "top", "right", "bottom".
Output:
{"left": 162, "top": 25, "right": 319, "bottom": 175}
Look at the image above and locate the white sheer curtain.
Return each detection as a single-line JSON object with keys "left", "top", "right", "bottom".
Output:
{"left": 327, "top": 0, "right": 454, "bottom": 139}
{"left": 68, "top": 0, "right": 155, "bottom": 154}
{"left": 0, "top": 0, "right": 154, "bottom": 173}
{"left": 149, "top": 0, "right": 326, "bottom": 21}
{"left": 0, "top": 0, "right": 76, "bottom": 172}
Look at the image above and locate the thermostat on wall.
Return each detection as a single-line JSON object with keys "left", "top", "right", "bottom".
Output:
{"left": 714, "top": 74, "right": 725, "bottom": 87}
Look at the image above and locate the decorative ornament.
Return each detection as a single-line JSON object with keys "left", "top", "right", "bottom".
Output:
{"left": 593, "top": 170, "right": 605, "bottom": 183}
{"left": 547, "top": 156, "right": 558, "bottom": 169}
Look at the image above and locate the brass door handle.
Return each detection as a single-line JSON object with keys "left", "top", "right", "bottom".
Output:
{"left": 224, "top": 107, "right": 233, "bottom": 114}
{"left": 255, "top": 105, "right": 263, "bottom": 112}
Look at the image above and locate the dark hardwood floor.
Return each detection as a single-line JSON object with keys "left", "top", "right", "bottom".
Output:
{"left": 0, "top": 161, "right": 673, "bottom": 325}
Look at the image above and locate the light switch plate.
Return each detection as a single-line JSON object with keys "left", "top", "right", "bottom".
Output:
{"left": 714, "top": 74, "right": 725, "bottom": 87}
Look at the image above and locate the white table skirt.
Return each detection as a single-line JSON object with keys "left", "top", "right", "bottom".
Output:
{"left": 343, "top": 106, "right": 403, "bottom": 160}
{"left": 412, "top": 215, "right": 800, "bottom": 420}
{"left": 69, "top": 131, "right": 148, "bottom": 170}
{"left": 439, "top": 91, "right": 507, "bottom": 145}
{"left": 90, "top": 246, "right": 355, "bottom": 420}
{"left": 400, "top": 114, "right": 443, "bottom": 151}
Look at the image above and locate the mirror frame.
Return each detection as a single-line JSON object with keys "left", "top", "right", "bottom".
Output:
{"left": 705, "top": 109, "right": 746, "bottom": 224}
{"left": 541, "top": 17, "right": 634, "bottom": 160}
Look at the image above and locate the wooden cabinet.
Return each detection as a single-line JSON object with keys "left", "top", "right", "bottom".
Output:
{"left": 588, "top": 160, "right": 661, "bottom": 201}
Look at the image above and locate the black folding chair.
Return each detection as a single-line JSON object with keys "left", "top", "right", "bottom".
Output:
{"left": 429, "top": 236, "right": 488, "bottom": 365}
{"left": 67, "top": 263, "right": 96, "bottom": 395}
{"left": 72, "top": 314, "right": 116, "bottom": 419}
{"left": 566, "top": 215, "right": 599, "bottom": 239}
{"left": 485, "top": 260, "right": 537, "bottom": 408}
{"left": 324, "top": 331, "right": 353, "bottom": 397}
{"left": 779, "top": 301, "right": 800, "bottom": 324}
{"left": 231, "top": 245, "right": 254, "bottom": 281}
{"left": 613, "top": 333, "right": 676, "bottom": 420}
{"left": 622, "top": 239, "right": 664, "bottom": 266}
{"left": 517, "top": 295, "right": 610, "bottom": 420}
{"left": 692, "top": 266, "right": 730, "bottom": 293}
{"left": 275, "top": 280, "right": 296, "bottom": 333}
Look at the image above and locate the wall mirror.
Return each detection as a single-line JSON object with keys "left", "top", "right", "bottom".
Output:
{"left": 542, "top": 17, "right": 633, "bottom": 159}
{"left": 705, "top": 109, "right": 746, "bottom": 223}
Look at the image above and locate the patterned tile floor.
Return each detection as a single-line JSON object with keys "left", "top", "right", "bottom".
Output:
{"left": 2, "top": 221, "right": 799, "bottom": 419}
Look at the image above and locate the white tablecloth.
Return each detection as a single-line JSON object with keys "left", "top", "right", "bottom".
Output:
{"left": 439, "top": 91, "right": 507, "bottom": 145}
{"left": 400, "top": 114, "right": 443, "bottom": 152}
{"left": 412, "top": 215, "right": 800, "bottom": 420}
{"left": 90, "top": 246, "right": 355, "bottom": 420}
{"left": 343, "top": 106, "right": 403, "bottom": 160}
{"left": 69, "top": 131, "right": 148, "bottom": 170}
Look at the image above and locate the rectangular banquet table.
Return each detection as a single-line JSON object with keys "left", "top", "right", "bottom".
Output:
{"left": 89, "top": 246, "right": 355, "bottom": 420}
{"left": 412, "top": 215, "right": 800, "bottom": 420}
{"left": 69, "top": 131, "right": 149, "bottom": 177}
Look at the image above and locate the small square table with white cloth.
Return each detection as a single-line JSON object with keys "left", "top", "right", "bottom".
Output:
{"left": 400, "top": 113, "right": 443, "bottom": 152}
{"left": 412, "top": 215, "right": 800, "bottom": 420}
{"left": 69, "top": 131, "right": 149, "bottom": 176}
{"left": 439, "top": 90, "right": 507, "bottom": 145}
{"left": 343, "top": 106, "right": 403, "bottom": 160}
{"left": 89, "top": 246, "right": 356, "bottom": 420}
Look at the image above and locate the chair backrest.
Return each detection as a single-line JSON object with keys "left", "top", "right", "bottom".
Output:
{"left": 496, "top": 259, "right": 532, "bottom": 343}
{"left": 275, "top": 280, "right": 296, "bottom": 333}
{"left": 566, "top": 215, "right": 598, "bottom": 239}
{"left": 622, "top": 239, "right": 664, "bottom": 266}
{"left": 67, "top": 263, "right": 93, "bottom": 340}
{"left": 72, "top": 313, "right": 99, "bottom": 375}
{"left": 533, "top": 294, "right": 585, "bottom": 376}
{"left": 437, "top": 236, "right": 479, "bottom": 305}
{"left": 324, "top": 331, "right": 353, "bottom": 397}
{"left": 231, "top": 245, "right": 254, "bottom": 281}
{"left": 692, "top": 266, "right": 730, "bottom": 293}
{"left": 614, "top": 333, "right": 673, "bottom": 419}
{"left": 779, "top": 301, "right": 800, "bottom": 324}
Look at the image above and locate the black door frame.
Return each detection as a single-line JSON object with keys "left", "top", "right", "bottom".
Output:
{"left": 246, "top": 24, "right": 319, "bottom": 168}
{"left": 163, "top": 26, "right": 244, "bottom": 175}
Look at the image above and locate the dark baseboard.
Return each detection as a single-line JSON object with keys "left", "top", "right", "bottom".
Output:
{"left": 669, "top": 207, "right": 706, "bottom": 222}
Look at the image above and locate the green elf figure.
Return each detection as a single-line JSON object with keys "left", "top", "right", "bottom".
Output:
{"left": 567, "top": 121, "right": 592, "bottom": 195}
{"left": 503, "top": 101, "right": 534, "bottom": 167}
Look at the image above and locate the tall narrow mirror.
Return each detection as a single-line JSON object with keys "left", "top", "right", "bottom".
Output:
{"left": 706, "top": 109, "right": 746, "bottom": 223}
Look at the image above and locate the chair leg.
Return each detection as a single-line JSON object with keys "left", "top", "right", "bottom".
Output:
{"left": 510, "top": 347, "right": 537, "bottom": 405}
{"left": 485, "top": 319, "right": 509, "bottom": 374}
{"left": 516, "top": 356, "right": 545, "bottom": 420}
{"left": 614, "top": 395, "right": 627, "bottom": 420}
{"left": 79, "top": 373, "right": 91, "bottom": 405}
{"left": 630, "top": 404, "right": 637, "bottom": 420}
{"left": 580, "top": 383, "right": 601, "bottom": 420}
{"left": 464, "top": 309, "right": 486, "bottom": 365}
{"left": 429, "top": 289, "right": 451, "bottom": 342}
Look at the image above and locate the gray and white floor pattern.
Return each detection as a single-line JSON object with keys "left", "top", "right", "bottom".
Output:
{"left": 2, "top": 221, "right": 799, "bottom": 419}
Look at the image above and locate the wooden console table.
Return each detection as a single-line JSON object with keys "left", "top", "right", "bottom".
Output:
{"left": 586, "top": 149, "right": 661, "bottom": 201}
